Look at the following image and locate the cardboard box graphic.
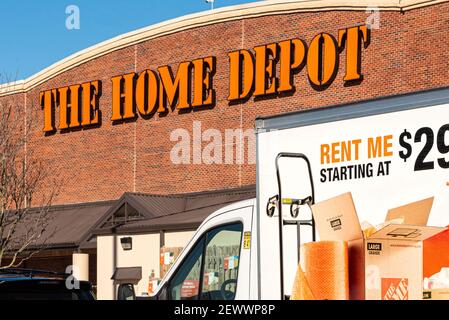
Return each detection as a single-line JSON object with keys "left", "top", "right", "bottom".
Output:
{"left": 385, "top": 197, "right": 434, "bottom": 226}
{"left": 422, "top": 228, "right": 449, "bottom": 299}
{"left": 423, "top": 227, "right": 449, "bottom": 278}
{"left": 311, "top": 193, "right": 448, "bottom": 300}
{"left": 423, "top": 289, "right": 449, "bottom": 300}
{"left": 365, "top": 198, "right": 445, "bottom": 300}
{"left": 311, "top": 193, "right": 365, "bottom": 300}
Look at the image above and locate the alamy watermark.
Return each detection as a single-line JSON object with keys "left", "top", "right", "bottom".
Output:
{"left": 65, "top": 265, "right": 81, "bottom": 290}
{"left": 366, "top": 6, "right": 381, "bottom": 30}
{"left": 170, "top": 121, "right": 256, "bottom": 165}
{"left": 66, "top": 5, "right": 80, "bottom": 30}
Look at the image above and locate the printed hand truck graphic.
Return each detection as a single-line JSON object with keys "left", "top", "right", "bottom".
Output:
{"left": 266, "top": 152, "right": 317, "bottom": 299}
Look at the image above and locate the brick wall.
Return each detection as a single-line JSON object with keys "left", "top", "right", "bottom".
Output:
{"left": 2, "top": 4, "right": 449, "bottom": 205}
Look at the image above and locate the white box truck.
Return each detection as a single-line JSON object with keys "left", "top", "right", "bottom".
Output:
{"left": 150, "top": 87, "right": 449, "bottom": 300}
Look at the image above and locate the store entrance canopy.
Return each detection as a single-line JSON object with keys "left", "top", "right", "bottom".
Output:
{"left": 111, "top": 267, "right": 142, "bottom": 281}
{"left": 92, "top": 185, "right": 256, "bottom": 235}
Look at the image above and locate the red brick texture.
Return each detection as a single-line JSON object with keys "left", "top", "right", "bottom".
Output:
{"left": 2, "top": 4, "right": 449, "bottom": 205}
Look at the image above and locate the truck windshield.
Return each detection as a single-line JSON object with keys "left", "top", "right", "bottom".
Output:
{"left": 169, "top": 237, "right": 205, "bottom": 300}
{"left": 168, "top": 223, "right": 243, "bottom": 300}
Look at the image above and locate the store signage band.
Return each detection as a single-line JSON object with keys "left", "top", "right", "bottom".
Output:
{"left": 40, "top": 25, "right": 370, "bottom": 134}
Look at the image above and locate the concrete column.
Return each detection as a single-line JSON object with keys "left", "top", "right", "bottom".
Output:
{"left": 72, "top": 253, "right": 89, "bottom": 281}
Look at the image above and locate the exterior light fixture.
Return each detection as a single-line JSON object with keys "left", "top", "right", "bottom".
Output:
{"left": 120, "top": 237, "right": 133, "bottom": 251}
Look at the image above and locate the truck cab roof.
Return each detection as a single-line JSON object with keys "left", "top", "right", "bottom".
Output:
{"left": 200, "top": 198, "right": 256, "bottom": 223}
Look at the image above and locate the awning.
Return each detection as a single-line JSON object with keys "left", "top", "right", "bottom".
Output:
{"left": 111, "top": 267, "right": 142, "bottom": 281}
{"left": 9, "top": 200, "right": 115, "bottom": 250}
{"left": 117, "top": 203, "right": 235, "bottom": 233}
{"left": 9, "top": 185, "right": 256, "bottom": 252}
{"left": 92, "top": 185, "right": 256, "bottom": 235}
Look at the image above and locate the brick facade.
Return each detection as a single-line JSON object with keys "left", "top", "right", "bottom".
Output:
{"left": 1, "top": 3, "right": 449, "bottom": 206}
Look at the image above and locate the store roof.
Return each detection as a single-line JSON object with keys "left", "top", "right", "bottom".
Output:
{"left": 10, "top": 201, "right": 115, "bottom": 250}
{"left": 116, "top": 203, "right": 232, "bottom": 233}
{"left": 91, "top": 185, "right": 256, "bottom": 236}
{"left": 8, "top": 185, "right": 256, "bottom": 252}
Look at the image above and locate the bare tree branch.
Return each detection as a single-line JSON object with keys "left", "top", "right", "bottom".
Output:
{"left": 0, "top": 82, "right": 60, "bottom": 269}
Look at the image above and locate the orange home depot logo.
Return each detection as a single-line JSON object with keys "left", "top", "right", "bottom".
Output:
{"left": 381, "top": 278, "right": 409, "bottom": 300}
{"left": 40, "top": 25, "right": 370, "bottom": 135}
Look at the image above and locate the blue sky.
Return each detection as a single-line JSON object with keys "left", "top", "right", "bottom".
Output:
{"left": 0, "top": 0, "right": 258, "bottom": 82}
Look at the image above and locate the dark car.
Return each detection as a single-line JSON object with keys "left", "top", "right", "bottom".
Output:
{"left": 0, "top": 269, "right": 96, "bottom": 300}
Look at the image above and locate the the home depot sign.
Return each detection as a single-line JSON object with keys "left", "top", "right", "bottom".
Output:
{"left": 40, "top": 25, "right": 370, "bottom": 133}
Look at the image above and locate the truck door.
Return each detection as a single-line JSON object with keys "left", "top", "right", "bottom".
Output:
{"left": 156, "top": 204, "right": 254, "bottom": 300}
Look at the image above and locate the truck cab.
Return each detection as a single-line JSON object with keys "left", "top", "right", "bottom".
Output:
{"left": 151, "top": 199, "right": 258, "bottom": 300}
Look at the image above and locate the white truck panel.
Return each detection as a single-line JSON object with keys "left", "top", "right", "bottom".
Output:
{"left": 257, "top": 98, "right": 449, "bottom": 299}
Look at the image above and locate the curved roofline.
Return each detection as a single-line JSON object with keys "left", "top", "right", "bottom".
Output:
{"left": 0, "top": 0, "right": 446, "bottom": 96}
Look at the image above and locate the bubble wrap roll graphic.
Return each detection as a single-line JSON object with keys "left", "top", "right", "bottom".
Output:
{"left": 291, "top": 265, "right": 315, "bottom": 300}
{"left": 300, "top": 241, "right": 349, "bottom": 300}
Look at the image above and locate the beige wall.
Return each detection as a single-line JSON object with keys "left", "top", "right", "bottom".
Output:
{"left": 118, "top": 234, "right": 160, "bottom": 297}
{"left": 97, "top": 234, "right": 159, "bottom": 300}
{"left": 165, "top": 231, "right": 195, "bottom": 248}
{"left": 97, "top": 230, "right": 196, "bottom": 300}
{"left": 97, "top": 236, "right": 115, "bottom": 300}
